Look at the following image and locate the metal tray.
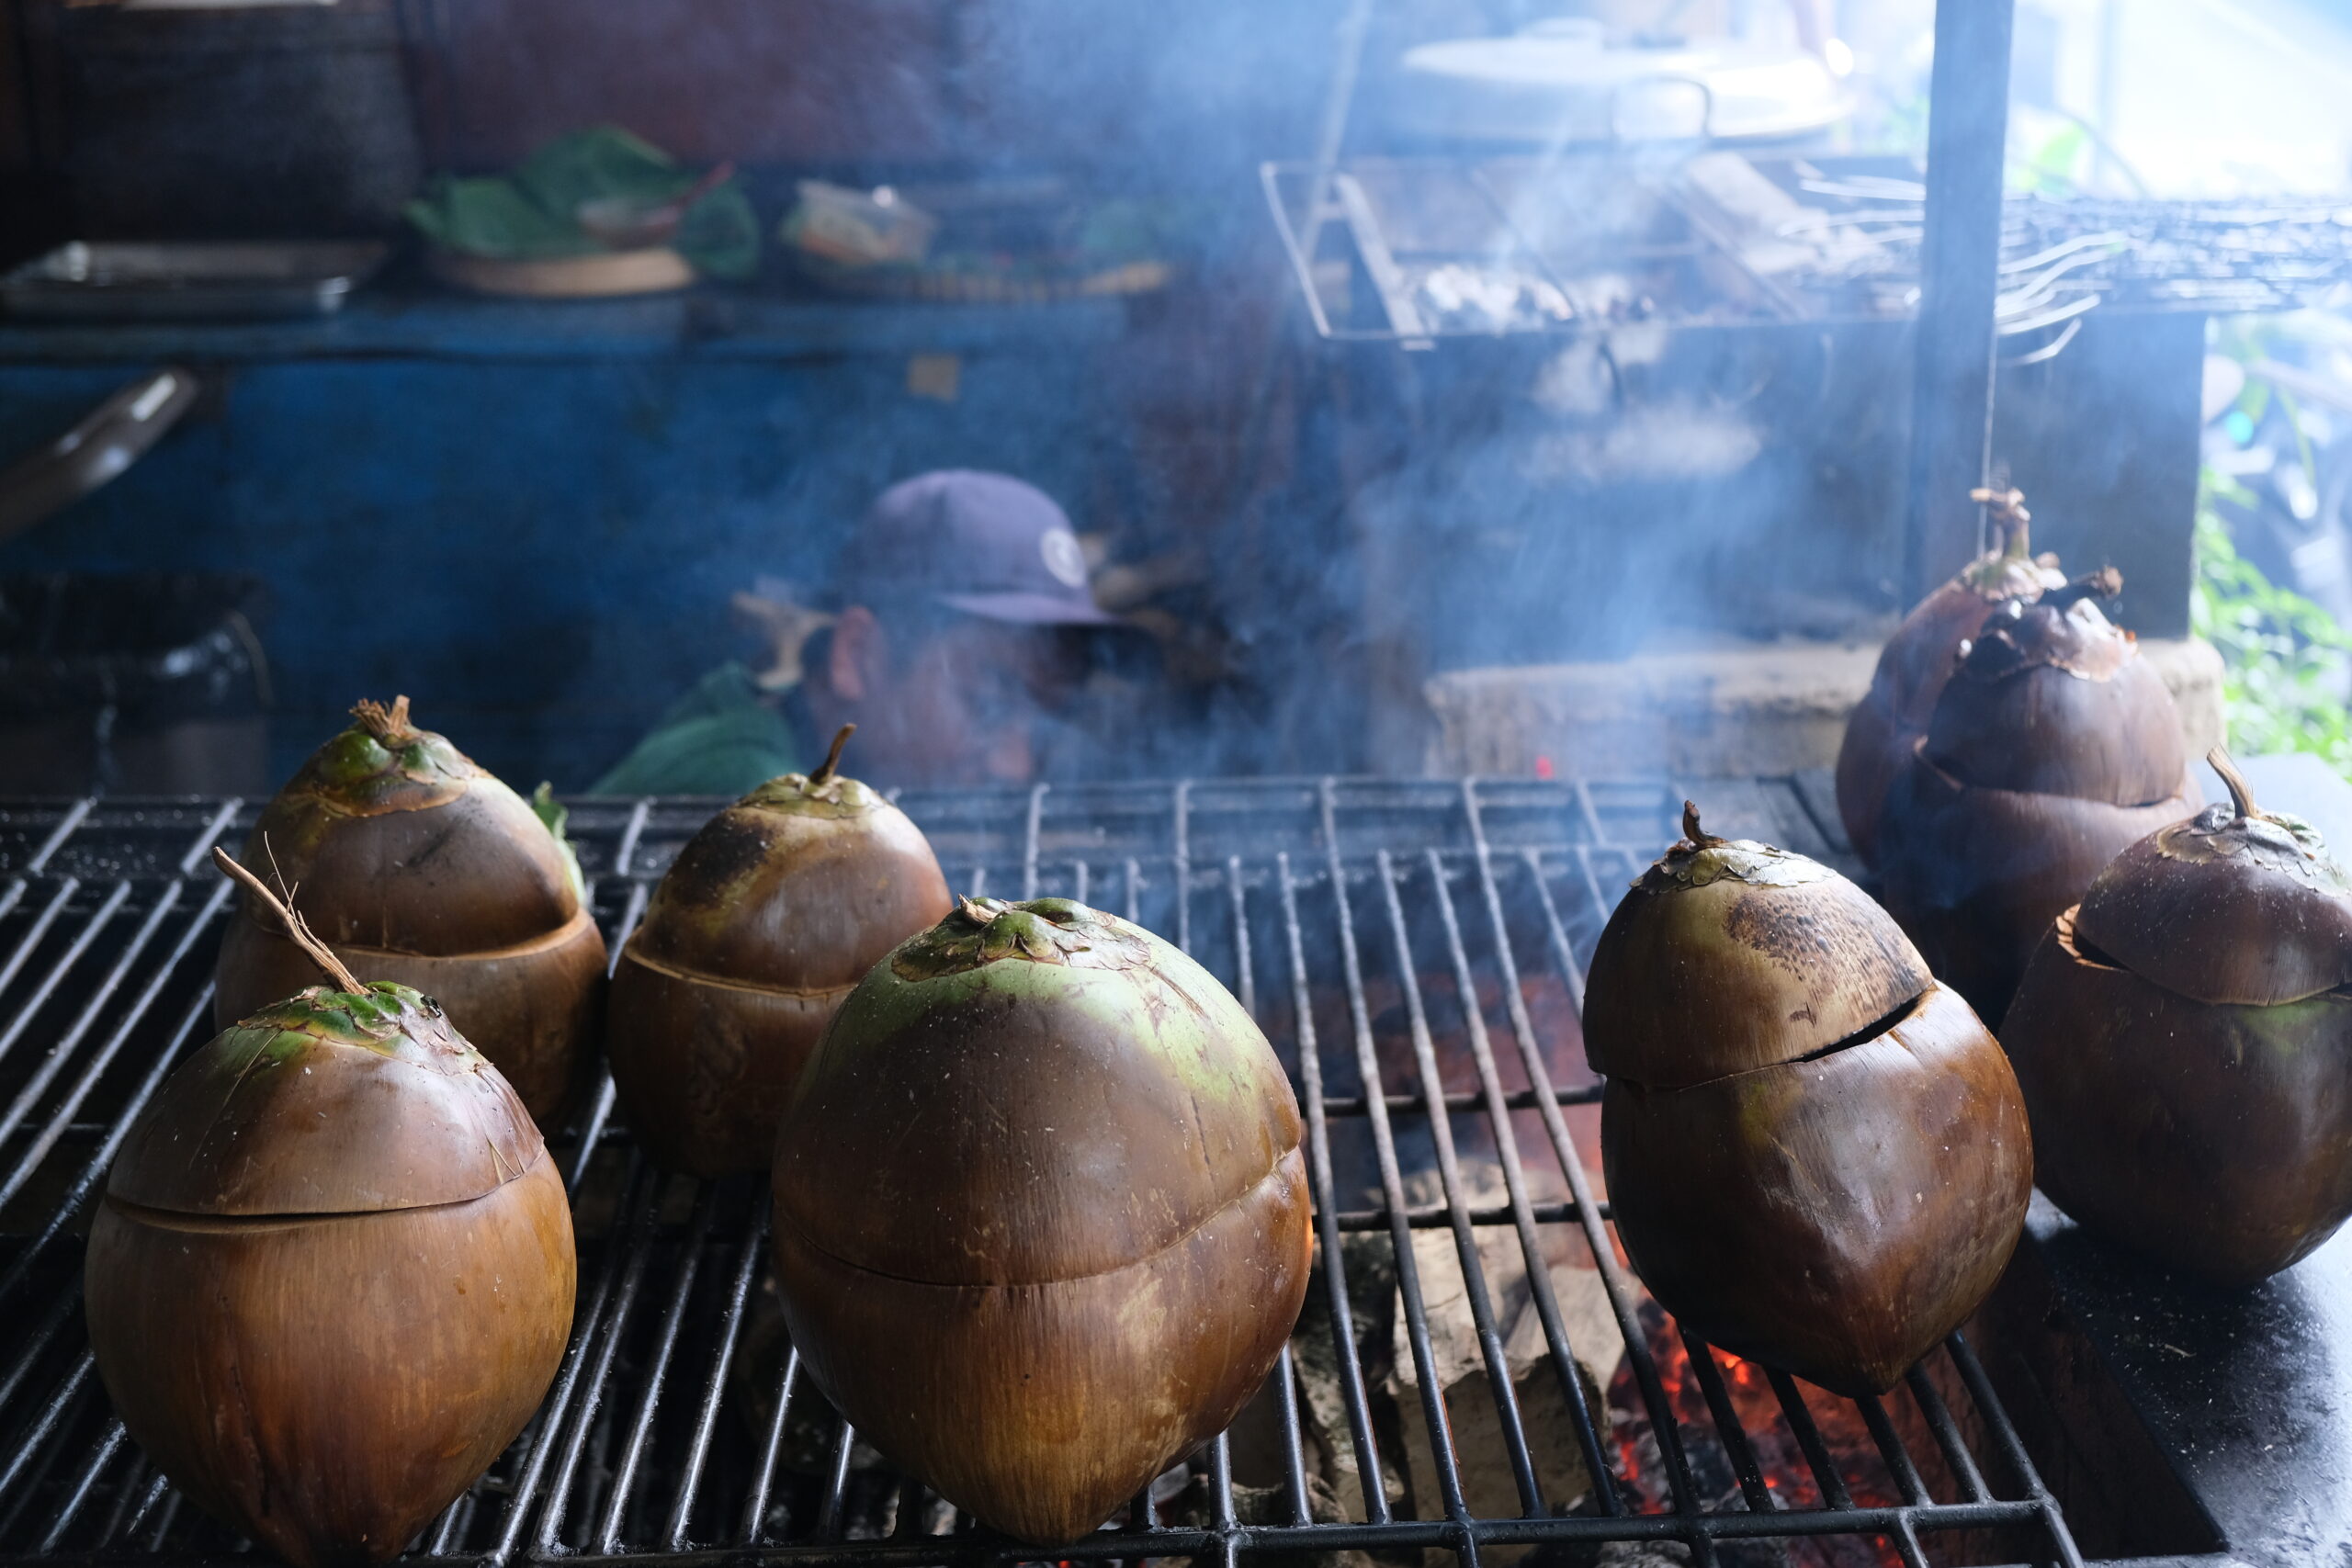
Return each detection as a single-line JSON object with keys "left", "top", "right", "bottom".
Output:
{"left": 0, "top": 241, "right": 389, "bottom": 321}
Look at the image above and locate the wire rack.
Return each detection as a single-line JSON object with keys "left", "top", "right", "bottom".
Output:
{"left": 1264, "top": 150, "right": 2352, "bottom": 345}
{"left": 0, "top": 778, "right": 2084, "bottom": 1568}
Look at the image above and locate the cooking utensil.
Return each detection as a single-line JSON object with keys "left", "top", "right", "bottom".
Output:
{"left": 0, "top": 242, "right": 387, "bottom": 321}
{"left": 0, "top": 367, "right": 200, "bottom": 544}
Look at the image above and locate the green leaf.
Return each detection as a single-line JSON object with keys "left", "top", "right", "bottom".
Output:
{"left": 531, "top": 782, "right": 589, "bottom": 906}
{"left": 404, "top": 125, "right": 759, "bottom": 276}
{"left": 2194, "top": 470, "right": 2352, "bottom": 782}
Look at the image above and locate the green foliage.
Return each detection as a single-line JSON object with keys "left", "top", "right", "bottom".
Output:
{"left": 530, "top": 781, "right": 586, "bottom": 906}
{"left": 2015, "top": 122, "right": 2090, "bottom": 195}
{"left": 2192, "top": 473, "right": 2352, "bottom": 772}
{"left": 405, "top": 126, "right": 758, "bottom": 280}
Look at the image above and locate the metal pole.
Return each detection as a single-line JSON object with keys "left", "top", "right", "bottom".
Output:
{"left": 1905, "top": 0, "right": 2018, "bottom": 599}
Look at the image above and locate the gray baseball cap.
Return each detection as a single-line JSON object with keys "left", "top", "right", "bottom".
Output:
{"left": 836, "top": 470, "right": 1119, "bottom": 626}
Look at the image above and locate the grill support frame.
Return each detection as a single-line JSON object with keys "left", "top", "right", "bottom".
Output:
{"left": 0, "top": 781, "right": 2118, "bottom": 1567}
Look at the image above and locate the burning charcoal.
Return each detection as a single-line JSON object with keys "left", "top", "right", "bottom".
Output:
{"left": 1836, "top": 487, "right": 2065, "bottom": 867}
{"left": 1606, "top": 1298, "right": 1972, "bottom": 1568}
{"left": 1383, "top": 1178, "right": 1622, "bottom": 1551}
{"left": 1876, "top": 572, "right": 2199, "bottom": 1022}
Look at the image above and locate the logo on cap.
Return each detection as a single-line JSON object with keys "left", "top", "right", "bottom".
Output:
{"left": 1040, "top": 529, "right": 1089, "bottom": 590}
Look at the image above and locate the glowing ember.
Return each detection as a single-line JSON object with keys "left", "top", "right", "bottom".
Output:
{"left": 1607, "top": 1301, "right": 1964, "bottom": 1568}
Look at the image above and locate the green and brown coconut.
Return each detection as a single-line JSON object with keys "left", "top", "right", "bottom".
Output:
{"left": 213, "top": 696, "right": 606, "bottom": 1121}
{"left": 1584, "top": 805, "right": 2032, "bottom": 1397}
{"left": 2004, "top": 750, "right": 2352, "bottom": 1283}
{"left": 605, "top": 727, "right": 953, "bottom": 1175}
{"left": 770, "top": 896, "right": 1312, "bottom": 1545}
{"left": 89, "top": 852, "right": 575, "bottom": 1568}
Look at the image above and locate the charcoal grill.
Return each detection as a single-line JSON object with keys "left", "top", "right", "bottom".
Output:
{"left": 0, "top": 778, "right": 2097, "bottom": 1567}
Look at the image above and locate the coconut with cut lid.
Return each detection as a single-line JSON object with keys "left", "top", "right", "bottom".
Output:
{"left": 1837, "top": 485, "right": 2070, "bottom": 866}
{"left": 87, "top": 852, "right": 575, "bottom": 1568}
{"left": 1877, "top": 571, "right": 2199, "bottom": 1024}
{"left": 213, "top": 694, "right": 606, "bottom": 1120}
{"left": 605, "top": 726, "right": 953, "bottom": 1175}
{"left": 769, "top": 895, "right": 1311, "bottom": 1546}
{"left": 2004, "top": 750, "right": 2352, "bottom": 1283}
{"left": 1584, "top": 805, "right": 2031, "bottom": 1396}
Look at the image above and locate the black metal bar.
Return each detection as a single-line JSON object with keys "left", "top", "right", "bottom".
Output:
{"left": 1322, "top": 1085, "right": 1603, "bottom": 1117}
{"left": 815, "top": 1417, "right": 858, "bottom": 1540}
{"left": 108, "top": 1468, "right": 168, "bottom": 1550}
{"left": 1947, "top": 1333, "right": 2087, "bottom": 1568}
{"left": 1332, "top": 1200, "right": 1605, "bottom": 1231}
{"left": 738, "top": 1348, "right": 803, "bottom": 1548}
{"left": 1270, "top": 1345, "right": 1314, "bottom": 1528}
{"left": 1225, "top": 854, "right": 1254, "bottom": 1016}
{"left": 1521, "top": 854, "right": 1596, "bottom": 1021}
{"left": 1678, "top": 1334, "right": 1775, "bottom": 1515}
{"left": 665, "top": 1194, "right": 774, "bottom": 1550}
{"left": 0, "top": 880, "right": 131, "bottom": 1074}
{"left": 537, "top": 1492, "right": 2064, "bottom": 1568}
{"left": 1370, "top": 849, "right": 1545, "bottom": 1518}
{"left": 1856, "top": 1396, "right": 1937, "bottom": 1568}
{"left": 34, "top": 1416, "right": 123, "bottom": 1551}
{"left": 613, "top": 799, "right": 653, "bottom": 880}
{"left": 0, "top": 1351, "right": 94, "bottom": 1504}
{"left": 489, "top": 1155, "right": 653, "bottom": 1564}
{"left": 1860, "top": 1394, "right": 1933, "bottom": 1506}
{"left": 533, "top": 1173, "right": 671, "bottom": 1551}
{"left": 1208, "top": 1432, "right": 1240, "bottom": 1568}
{"left": 140, "top": 1488, "right": 182, "bottom": 1553}
{"left": 425, "top": 1483, "right": 479, "bottom": 1556}
{"left": 566, "top": 876, "right": 650, "bottom": 1190}
{"left": 1314, "top": 784, "right": 1478, "bottom": 1560}
{"left": 595, "top": 1184, "right": 722, "bottom": 1551}
{"left": 0, "top": 1272, "right": 88, "bottom": 1420}
{"left": 0, "top": 1376, "right": 87, "bottom": 1545}
{"left": 1905, "top": 0, "right": 2018, "bottom": 596}
{"left": 0, "top": 880, "right": 83, "bottom": 1008}
{"left": 1764, "top": 1368, "right": 1855, "bottom": 1509}
{"left": 1437, "top": 792, "right": 1623, "bottom": 1515}
{"left": 1171, "top": 780, "right": 1193, "bottom": 953}
{"left": 1273, "top": 852, "right": 1391, "bottom": 1525}
{"left": 0, "top": 987, "right": 215, "bottom": 1315}
{"left": 1905, "top": 1364, "right": 1992, "bottom": 1502}
{"left": 1226, "top": 853, "right": 1317, "bottom": 1536}
{"left": 0, "top": 798, "right": 240, "bottom": 1210}
{"left": 1466, "top": 818, "right": 1713, "bottom": 1560}
{"left": 1021, "top": 784, "right": 1047, "bottom": 900}
{"left": 0, "top": 877, "right": 233, "bottom": 1213}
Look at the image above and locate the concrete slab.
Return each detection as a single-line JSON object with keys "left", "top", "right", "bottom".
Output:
{"left": 1425, "top": 634, "right": 2227, "bottom": 780}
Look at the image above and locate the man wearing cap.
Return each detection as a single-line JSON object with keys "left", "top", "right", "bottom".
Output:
{"left": 592, "top": 470, "right": 1118, "bottom": 794}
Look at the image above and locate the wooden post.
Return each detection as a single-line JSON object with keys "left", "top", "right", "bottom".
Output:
{"left": 1905, "top": 0, "right": 2018, "bottom": 600}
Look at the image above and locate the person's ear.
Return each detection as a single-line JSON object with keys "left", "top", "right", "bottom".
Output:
{"left": 827, "top": 605, "right": 881, "bottom": 704}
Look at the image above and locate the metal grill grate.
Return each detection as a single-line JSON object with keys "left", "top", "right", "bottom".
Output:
{"left": 0, "top": 779, "right": 2083, "bottom": 1568}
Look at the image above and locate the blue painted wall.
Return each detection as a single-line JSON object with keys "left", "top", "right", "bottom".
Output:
{"left": 0, "top": 295, "right": 1131, "bottom": 788}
